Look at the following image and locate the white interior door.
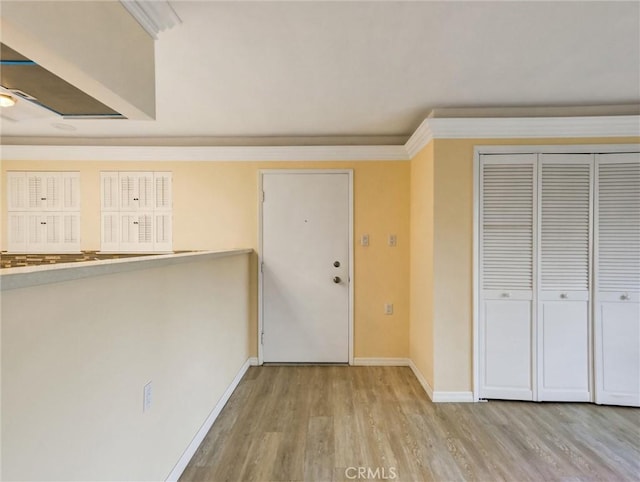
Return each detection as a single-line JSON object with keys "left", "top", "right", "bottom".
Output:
{"left": 261, "top": 171, "right": 351, "bottom": 363}
{"left": 594, "top": 153, "right": 640, "bottom": 407}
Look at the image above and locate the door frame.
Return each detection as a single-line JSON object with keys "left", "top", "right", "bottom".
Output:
{"left": 473, "top": 143, "right": 640, "bottom": 402}
{"left": 257, "top": 169, "right": 354, "bottom": 365}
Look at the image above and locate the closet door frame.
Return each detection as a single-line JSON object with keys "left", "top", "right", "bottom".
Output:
{"left": 473, "top": 143, "right": 640, "bottom": 402}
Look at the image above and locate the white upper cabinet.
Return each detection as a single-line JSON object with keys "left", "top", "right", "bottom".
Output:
{"left": 6, "top": 171, "right": 80, "bottom": 253}
{"left": 100, "top": 171, "right": 173, "bottom": 252}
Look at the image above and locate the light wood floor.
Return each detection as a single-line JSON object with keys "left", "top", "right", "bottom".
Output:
{"left": 180, "top": 366, "right": 640, "bottom": 482}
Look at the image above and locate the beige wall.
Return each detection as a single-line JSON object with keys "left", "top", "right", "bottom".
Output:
{"left": 409, "top": 142, "right": 434, "bottom": 387}
{"left": 1, "top": 252, "right": 250, "bottom": 481}
{"left": 0, "top": 160, "right": 411, "bottom": 359}
{"left": 429, "top": 136, "right": 640, "bottom": 392}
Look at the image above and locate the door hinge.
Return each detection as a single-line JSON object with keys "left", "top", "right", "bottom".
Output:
{"left": 261, "top": 332, "right": 264, "bottom": 345}
{"left": 261, "top": 262, "right": 264, "bottom": 273}
{"left": 261, "top": 191, "right": 265, "bottom": 202}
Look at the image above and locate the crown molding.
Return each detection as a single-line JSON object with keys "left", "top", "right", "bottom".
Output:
{"left": 404, "top": 115, "right": 640, "bottom": 158}
{"left": 2, "top": 115, "right": 638, "bottom": 162}
{"left": 0, "top": 144, "right": 410, "bottom": 162}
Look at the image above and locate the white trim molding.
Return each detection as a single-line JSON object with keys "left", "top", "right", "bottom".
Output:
{"left": 3, "top": 115, "right": 637, "bottom": 163}
{"left": 407, "top": 359, "right": 474, "bottom": 403}
{"left": 352, "top": 357, "right": 411, "bottom": 366}
{"left": 165, "top": 356, "right": 258, "bottom": 482}
{"left": 404, "top": 115, "right": 640, "bottom": 158}
{"left": 0, "top": 144, "right": 409, "bottom": 162}
{"left": 431, "top": 391, "right": 475, "bottom": 403}
{"left": 408, "top": 359, "right": 434, "bottom": 401}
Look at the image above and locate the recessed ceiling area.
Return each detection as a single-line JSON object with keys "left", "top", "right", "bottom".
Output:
{"left": 0, "top": 43, "right": 124, "bottom": 119}
{"left": 0, "top": 1, "right": 639, "bottom": 144}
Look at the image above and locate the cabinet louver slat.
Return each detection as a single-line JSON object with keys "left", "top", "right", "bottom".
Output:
{"left": 597, "top": 160, "right": 640, "bottom": 291}
{"left": 540, "top": 162, "right": 591, "bottom": 290}
{"left": 481, "top": 163, "right": 534, "bottom": 290}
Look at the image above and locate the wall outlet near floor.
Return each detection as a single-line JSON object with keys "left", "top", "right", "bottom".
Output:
{"left": 384, "top": 303, "right": 394, "bottom": 315}
{"left": 361, "top": 234, "right": 370, "bottom": 246}
{"left": 388, "top": 234, "right": 397, "bottom": 247}
{"left": 143, "top": 381, "right": 153, "bottom": 412}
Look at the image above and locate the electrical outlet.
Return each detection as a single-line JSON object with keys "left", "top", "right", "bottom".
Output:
{"left": 388, "top": 234, "right": 397, "bottom": 247}
{"left": 384, "top": 303, "right": 394, "bottom": 315}
{"left": 143, "top": 381, "right": 153, "bottom": 412}
{"left": 361, "top": 234, "right": 369, "bottom": 246}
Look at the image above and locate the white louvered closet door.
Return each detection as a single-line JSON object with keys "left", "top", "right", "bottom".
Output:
{"left": 479, "top": 154, "right": 536, "bottom": 400}
{"left": 537, "top": 154, "right": 592, "bottom": 402}
{"left": 594, "top": 153, "right": 640, "bottom": 407}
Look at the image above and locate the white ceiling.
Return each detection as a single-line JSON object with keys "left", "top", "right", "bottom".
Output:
{"left": 2, "top": 1, "right": 639, "bottom": 144}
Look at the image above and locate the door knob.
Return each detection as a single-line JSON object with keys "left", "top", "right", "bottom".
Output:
{"left": 333, "top": 276, "right": 341, "bottom": 284}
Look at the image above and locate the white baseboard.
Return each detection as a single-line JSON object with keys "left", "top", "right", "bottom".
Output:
{"left": 165, "top": 356, "right": 258, "bottom": 481}
{"left": 408, "top": 359, "right": 434, "bottom": 401}
{"left": 352, "top": 357, "right": 410, "bottom": 366}
{"left": 431, "top": 391, "right": 474, "bottom": 403}
{"left": 407, "top": 360, "right": 474, "bottom": 402}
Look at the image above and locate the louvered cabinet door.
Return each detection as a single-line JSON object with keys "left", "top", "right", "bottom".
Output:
{"left": 7, "top": 172, "right": 27, "bottom": 210}
{"left": 537, "top": 154, "right": 592, "bottom": 402}
{"left": 62, "top": 172, "right": 81, "bottom": 211}
{"left": 594, "top": 153, "right": 640, "bottom": 407}
{"left": 119, "top": 213, "right": 154, "bottom": 252}
{"left": 119, "top": 173, "right": 138, "bottom": 211}
{"left": 479, "top": 154, "right": 536, "bottom": 400}
{"left": 59, "top": 213, "right": 81, "bottom": 252}
{"left": 136, "top": 173, "right": 155, "bottom": 210}
{"left": 7, "top": 213, "right": 27, "bottom": 252}
{"left": 27, "top": 172, "right": 62, "bottom": 211}
{"left": 154, "top": 213, "right": 172, "bottom": 252}
{"left": 154, "top": 172, "right": 172, "bottom": 211}
{"left": 26, "top": 214, "right": 48, "bottom": 252}
{"left": 101, "top": 172, "right": 120, "bottom": 211}
{"left": 101, "top": 213, "right": 120, "bottom": 251}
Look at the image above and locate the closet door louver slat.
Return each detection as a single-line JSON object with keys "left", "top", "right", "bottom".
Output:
{"left": 597, "top": 160, "right": 640, "bottom": 292}
{"left": 540, "top": 161, "right": 591, "bottom": 291}
{"left": 481, "top": 163, "right": 534, "bottom": 292}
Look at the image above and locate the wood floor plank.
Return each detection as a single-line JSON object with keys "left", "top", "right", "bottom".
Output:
{"left": 180, "top": 366, "right": 640, "bottom": 482}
